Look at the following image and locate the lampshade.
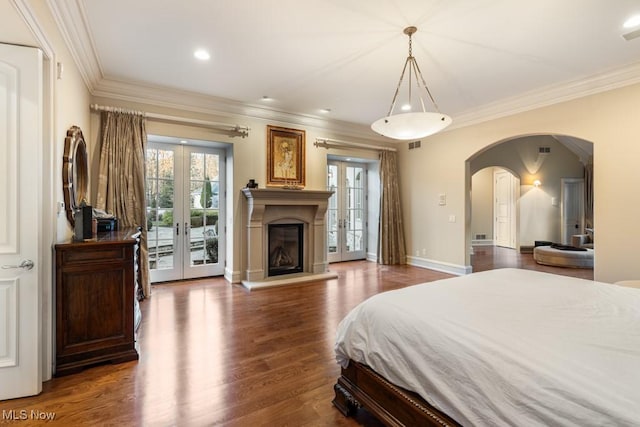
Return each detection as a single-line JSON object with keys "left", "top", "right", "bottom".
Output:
{"left": 371, "top": 112, "right": 452, "bottom": 140}
{"left": 372, "top": 26, "right": 452, "bottom": 141}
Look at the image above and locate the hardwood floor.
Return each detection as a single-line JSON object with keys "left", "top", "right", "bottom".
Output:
{"left": 471, "top": 245, "right": 593, "bottom": 280}
{"left": 0, "top": 248, "right": 591, "bottom": 426}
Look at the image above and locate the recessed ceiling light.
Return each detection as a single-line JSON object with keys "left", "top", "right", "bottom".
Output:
{"left": 261, "top": 96, "right": 273, "bottom": 102}
{"left": 194, "top": 49, "right": 210, "bottom": 61}
{"left": 320, "top": 108, "right": 332, "bottom": 113}
{"left": 401, "top": 104, "right": 412, "bottom": 112}
{"left": 180, "top": 140, "right": 188, "bottom": 144}
{"left": 623, "top": 14, "right": 640, "bottom": 29}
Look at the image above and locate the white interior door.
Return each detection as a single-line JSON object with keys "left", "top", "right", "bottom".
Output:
{"left": 494, "top": 169, "right": 516, "bottom": 248}
{"left": 0, "top": 43, "right": 42, "bottom": 399}
{"left": 561, "top": 178, "right": 584, "bottom": 244}
{"left": 327, "top": 161, "right": 367, "bottom": 263}
{"left": 146, "top": 142, "right": 225, "bottom": 282}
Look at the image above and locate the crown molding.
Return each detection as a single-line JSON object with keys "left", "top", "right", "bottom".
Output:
{"left": 450, "top": 61, "right": 640, "bottom": 130}
{"left": 11, "top": 0, "right": 54, "bottom": 58}
{"left": 47, "top": 0, "right": 102, "bottom": 92}
{"left": 92, "top": 77, "right": 380, "bottom": 140}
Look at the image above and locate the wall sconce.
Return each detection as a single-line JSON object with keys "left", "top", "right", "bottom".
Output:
{"left": 533, "top": 179, "right": 541, "bottom": 187}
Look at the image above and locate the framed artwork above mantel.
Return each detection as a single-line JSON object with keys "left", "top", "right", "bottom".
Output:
{"left": 266, "top": 125, "right": 305, "bottom": 188}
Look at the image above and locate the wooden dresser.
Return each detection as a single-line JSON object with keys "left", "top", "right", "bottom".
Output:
{"left": 54, "top": 228, "right": 141, "bottom": 376}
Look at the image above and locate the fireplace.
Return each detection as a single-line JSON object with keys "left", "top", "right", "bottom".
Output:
{"left": 241, "top": 188, "right": 337, "bottom": 289}
{"left": 268, "top": 223, "right": 303, "bottom": 276}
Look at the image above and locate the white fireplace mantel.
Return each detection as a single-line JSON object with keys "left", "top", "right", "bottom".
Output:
{"left": 241, "top": 188, "right": 337, "bottom": 289}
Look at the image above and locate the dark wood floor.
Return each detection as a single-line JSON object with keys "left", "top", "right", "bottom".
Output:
{"left": 0, "top": 247, "right": 591, "bottom": 426}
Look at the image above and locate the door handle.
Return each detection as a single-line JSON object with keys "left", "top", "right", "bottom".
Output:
{"left": 176, "top": 222, "right": 180, "bottom": 235}
{"left": 2, "top": 259, "right": 34, "bottom": 271}
{"left": 185, "top": 222, "right": 189, "bottom": 235}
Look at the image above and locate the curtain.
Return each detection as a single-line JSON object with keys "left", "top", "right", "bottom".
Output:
{"left": 96, "top": 111, "right": 150, "bottom": 298}
{"left": 378, "top": 150, "right": 407, "bottom": 264}
{"left": 584, "top": 162, "right": 594, "bottom": 229}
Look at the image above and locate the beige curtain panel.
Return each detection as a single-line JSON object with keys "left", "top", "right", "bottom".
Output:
{"left": 378, "top": 150, "right": 407, "bottom": 265}
{"left": 96, "top": 111, "right": 151, "bottom": 298}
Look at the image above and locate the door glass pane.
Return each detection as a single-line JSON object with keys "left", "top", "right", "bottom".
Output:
{"left": 327, "top": 164, "right": 339, "bottom": 254}
{"left": 146, "top": 148, "right": 175, "bottom": 271}
{"left": 189, "top": 151, "right": 220, "bottom": 266}
{"left": 353, "top": 230, "right": 363, "bottom": 251}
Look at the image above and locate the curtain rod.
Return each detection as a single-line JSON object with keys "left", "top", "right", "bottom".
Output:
{"left": 90, "top": 104, "right": 250, "bottom": 138}
{"left": 314, "top": 137, "right": 397, "bottom": 152}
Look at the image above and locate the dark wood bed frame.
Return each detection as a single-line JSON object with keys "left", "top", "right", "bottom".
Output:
{"left": 333, "top": 361, "right": 461, "bottom": 427}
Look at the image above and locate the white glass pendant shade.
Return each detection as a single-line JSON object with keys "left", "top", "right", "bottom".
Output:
{"left": 371, "top": 111, "right": 452, "bottom": 140}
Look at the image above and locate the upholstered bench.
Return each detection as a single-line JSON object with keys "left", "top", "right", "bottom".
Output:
{"left": 533, "top": 245, "right": 594, "bottom": 268}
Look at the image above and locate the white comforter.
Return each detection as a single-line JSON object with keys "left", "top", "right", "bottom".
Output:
{"left": 335, "top": 268, "right": 640, "bottom": 426}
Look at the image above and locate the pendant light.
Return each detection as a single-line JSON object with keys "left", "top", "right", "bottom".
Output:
{"left": 371, "top": 26, "right": 452, "bottom": 140}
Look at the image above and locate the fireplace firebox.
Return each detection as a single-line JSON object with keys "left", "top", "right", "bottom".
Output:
{"left": 268, "top": 224, "right": 303, "bottom": 277}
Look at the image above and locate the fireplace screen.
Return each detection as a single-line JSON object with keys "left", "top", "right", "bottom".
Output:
{"left": 268, "top": 224, "right": 303, "bottom": 276}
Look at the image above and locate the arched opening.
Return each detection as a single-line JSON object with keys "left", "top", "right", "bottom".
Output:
{"left": 466, "top": 134, "right": 593, "bottom": 272}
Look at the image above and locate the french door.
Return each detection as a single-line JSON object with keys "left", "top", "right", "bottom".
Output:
{"left": 146, "top": 142, "right": 225, "bottom": 282}
{"left": 327, "top": 161, "right": 367, "bottom": 263}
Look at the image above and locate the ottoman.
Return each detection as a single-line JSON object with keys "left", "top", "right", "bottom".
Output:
{"left": 533, "top": 245, "right": 594, "bottom": 268}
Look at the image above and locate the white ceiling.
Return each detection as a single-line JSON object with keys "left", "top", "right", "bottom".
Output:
{"left": 52, "top": 0, "right": 640, "bottom": 137}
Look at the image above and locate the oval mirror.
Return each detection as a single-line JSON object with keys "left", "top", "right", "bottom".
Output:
{"left": 62, "top": 126, "right": 89, "bottom": 226}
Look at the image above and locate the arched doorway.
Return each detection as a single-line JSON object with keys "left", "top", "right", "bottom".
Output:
{"left": 466, "top": 134, "right": 593, "bottom": 271}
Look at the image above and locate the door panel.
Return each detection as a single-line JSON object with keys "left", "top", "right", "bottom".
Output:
{"left": 561, "top": 179, "right": 584, "bottom": 245}
{"left": 147, "top": 144, "right": 181, "bottom": 282}
{"left": 184, "top": 146, "right": 224, "bottom": 278}
{"left": 494, "top": 170, "right": 515, "bottom": 248}
{"left": 0, "top": 43, "right": 42, "bottom": 399}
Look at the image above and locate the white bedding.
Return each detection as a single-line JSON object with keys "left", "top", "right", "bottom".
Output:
{"left": 335, "top": 268, "right": 640, "bottom": 426}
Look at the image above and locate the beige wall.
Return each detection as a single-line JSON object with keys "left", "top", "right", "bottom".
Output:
{"left": 400, "top": 82, "right": 640, "bottom": 283}
{"left": 471, "top": 167, "right": 494, "bottom": 243}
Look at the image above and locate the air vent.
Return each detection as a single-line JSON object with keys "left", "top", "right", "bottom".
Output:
{"left": 408, "top": 140, "right": 422, "bottom": 150}
{"left": 538, "top": 146, "right": 551, "bottom": 153}
{"left": 623, "top": 28, "right": 640, "bottom": 41}
{"left": 475, "top": 234, "right": 486, "bottom": 240}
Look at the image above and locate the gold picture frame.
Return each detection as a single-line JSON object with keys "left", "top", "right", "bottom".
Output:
{"left": 266, "top": 125, "right": 306, "bottom": 188}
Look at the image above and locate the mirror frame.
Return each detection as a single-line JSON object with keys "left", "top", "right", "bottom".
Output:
{"left": 62, "top": 125, "right": 89, "bottom": 226}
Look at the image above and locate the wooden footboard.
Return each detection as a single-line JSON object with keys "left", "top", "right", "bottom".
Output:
{"left": 333, "top": 361, "right": 460, "bottom": 427}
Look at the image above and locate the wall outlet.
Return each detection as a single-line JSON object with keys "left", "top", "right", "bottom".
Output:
{"left": 438, "top": 193, "right": 446, "bottom": 206}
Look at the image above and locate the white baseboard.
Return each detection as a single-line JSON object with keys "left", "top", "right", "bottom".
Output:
{"left": 406, "top": 255, "right": 472, "bottom": 276}
{"left": 472, "top": 239, "right": 494, "bottom": 246}
{"left": 225, "top": 268, "right": 242, "bottom": 284}
{"left": 366, "top": 251, "right": 377, "bottom": 262}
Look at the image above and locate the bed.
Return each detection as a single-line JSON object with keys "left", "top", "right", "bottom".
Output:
{"left": 333, "top": 268, "right": 640, "bottom": 426}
